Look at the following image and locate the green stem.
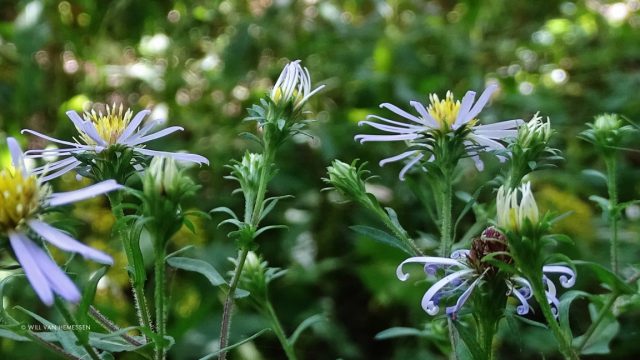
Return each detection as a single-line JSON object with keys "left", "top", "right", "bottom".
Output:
{"left": 439, "top": 171, "right": 454, "bottom": 258}
{"left": 576, "top": 292, "right": 619, "bottom": 352}
{"left": 219, "top": 148, "right": 276, "bottom": 360}
{"left": 530, "top": 276, "right": 579, "bottom": 360}
{"left": 373, "top": 206, "right": 422, "bottom": 256}
{"left": 107, "top": 193, "right": 153, "bottom": 335}
{"left": 89, "top": 306, "right": 144, "bottom": 346}
{"left": 55, "top": 300, "right": 101, "bottom": 360}
{"left": 605, "top": 155, "right": 619, "bottom": 274}
{"left": 154, "top": 246, "right": 167, "bottom": 360}
{"left": 264, "top": 301, "right": 297, "bottom": 360}
{"left": 218, "top": 247, "right": 250, "bottom": 360}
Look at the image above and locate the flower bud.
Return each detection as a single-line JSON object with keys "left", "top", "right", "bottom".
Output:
{"left": 581, "top": 113, "right": 632, "bottom": 154}
{"left": 517, "top": 113, "right": 551, "bottom": 149}
{"left": 270, "top": 60, "right": 323, "bottom": 110}
{"left": 144, "top": 157, "right": 179, "bottom": 198}
{"left": 496, "top": 183, "right": 539, "bottom": 233}
{"left": 240, "top": 251, "right": 269, "bottom": 301}
{"left": 324, "top": 159, "right": 370, "bottom": 202}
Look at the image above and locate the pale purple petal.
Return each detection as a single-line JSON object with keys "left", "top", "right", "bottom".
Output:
{"left": 473, "top": 119, "right": 523, "bottom": 131}
{"left": 379, "top": 150, "right": 418, "bottom": 167}
{"left": 358, "top": 121, "right": 422, "bottom": 134}
{"left": 398, "top": 153, "right": 425, "bottom": 180}
{"left": 380, "top": 103, "right": 424, "bottom": 124}
{"left": 21, "top": 129, "right": 82, "bottom": 148}
{"left": 470, "top": 154, "right": 484, "bottom": 171}
{"left": 28, "top": 220, "right": 113, "bottom": 265}
{"left": 354, "top": 134, "right": 419, "bottom": 143}
{"left": 445, "top": 273, "right": 483, "bottom": 316}
{"left": 9, "top": 232, "right": 54, "bottom": 305}
{"left": 48, "top": 180, "right": 122, "bottom": 207}
{"left": 462, "top": 84, "right": 498, "bottom": 124}
{"left": 33, "top": 157, "right": 78, "bottom": 174}
{"left": 420, "top": 269, "right": 475, "bottom": 315}
{"left": 125, "top": 126, "right": 184, "bottom": 146}
{"left": 117, "top": 109, "right": 151, "bottom": 143}
{"left": 473, "top": 130, "right": 518, "bottom": 139}
{"left": 77, "top": 117, "right": 107, "bottom": 147}
{"left": 468, "top": 134, "right": 506, "bottom": 151}
{"left": 7, "top": 137, "right": 26, "bottom": 174}
{"left": 453, "top": 90, "right": 476, "bottom": 129}
{"left": 40, "top": 160, "right": 83, "bottom": 182}
{"left": 124, "top": 120, "right": 161, "bottom": 143}
{"left": 365, "top": 114, "right": 421, "bottom": 128}
{"left": 23, "top": 235, "right": 81, "bottom": 303}
{"left": 133, "top": 148, "right": 210, "bottom": 165}
{"left": 508, "top": 282, "right": 531, "bottom": 315}
{"left": 409, "top": 101, "right": 437, "bottom": 127}
{"left": 396, "top": 256, "right": 466, "bottom": 281}
{"left": 542, "top": 265, "right": 576, "bottom": 288}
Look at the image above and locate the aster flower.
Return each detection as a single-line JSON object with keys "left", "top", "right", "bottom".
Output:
{"left": 22, "top": 104, "right": 209, "bottom": 181}
{"left": 355, "top": 85, "right": 522, "bottom": 180}
{"left": 1, "top": 138, "right": 121, "bottom": 305}
{"left": 270, "top": 60, "right": 325, "bottom": 110}
{"left": 396, "top": 245, "right": 575, "bottom": 318}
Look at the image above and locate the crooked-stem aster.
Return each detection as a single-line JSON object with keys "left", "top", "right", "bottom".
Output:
{"left": 355, "top": 85, "right": 522, "bottom": 179}
{"left": 0, "top": 138, "right": 121, "bottom": 305}
{"left": 396, "top": 249, "right": 576, "bottom": 318}
{"left": 22, "top": 104, "right": 209, "bottom": 181}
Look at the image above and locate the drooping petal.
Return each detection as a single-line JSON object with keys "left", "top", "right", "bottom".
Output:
{"left": 21, "top": 129, "right": 82, "bottom": 148}
{"left": 473, "top": 129, "right": 519, "bottom": 139}
{"left": 365, "top": 114, "right": 422, "bottom": 128}
{"left": 354, "top": 134, "right": 420, "bottom": 143}
{"left": 133, "top": 148, "right": 210, "bottom": 165}
{"left": 420, "top": 269, "right": 475, "bottom": 315}
{"left": 40, "top": 160, "right": 83, "bottom": 182}
{"left": 22, "top": 235, "right": 81, "bottom": 303}
{"left": 48, "top": 180, "right": 122, "bottom": 207}
{"left": 28, "top": 220, "right": 113, "bottom": 265}
{"left": 379, "top": 150, "right": 419, "bottom": 167}
{"left": 8, "top": 232, "right": 54, "bottom": 305}
{"left": 357, "top": 121, "right": 423, "bottom": 134}
{"left": 33, "top": 157, "right": 78, "bottom": 174}
{"left": 468, "top": 134, "right": 507, "bottom": 151}
{"left": 399, "top": 153, "right": 424, "bottom": 180}
{"left": 543, "top": 265, "right": 576, "bottom": 288}
{"left": 508, "top": 282, "right": 531, "bottom": 315}
{"left": 117, "top": 109, "right": 151, "bottom": 143}
{"left": 396, "top": 256, "right": 467, "bottom": 281}
{"left": 446, "top": 272, "right": 484, "bottom": 317}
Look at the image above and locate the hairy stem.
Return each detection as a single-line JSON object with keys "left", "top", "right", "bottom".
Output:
{"left": 218, "top": 149, "right": 276, "bottom": 359}
{"left": 89, "top": 306, "right": 144, "bottom": 346}
{"left": 107, "top": 192, "right": 153, "bottom": 335}
{"left": 264, "top": 301, "right": 297, "bottom": 360}
{"left": 530, "top": 276, "right": 579, "bottom": 360}
{"left": 605, "top": 155, "right": 619, "bottom": 274}
{"left": 439, "top": 171, "right": 454, "bottom": 258}
{"left": 154, "top": 246, "right": 167, "bottom": 360}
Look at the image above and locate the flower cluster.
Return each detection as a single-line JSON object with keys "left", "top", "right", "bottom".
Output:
{"left": 1, "top": 138, "right": 120, "bottom": 305}
{"left": 496, "top": 182, "right": 540, "bottom": 234}
{"left": 355, "top": 85, "right": 522, "bottom": 179}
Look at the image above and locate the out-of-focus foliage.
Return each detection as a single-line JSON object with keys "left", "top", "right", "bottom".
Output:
{"left": 1, "top": 0, "right": 639, "bottom": 359}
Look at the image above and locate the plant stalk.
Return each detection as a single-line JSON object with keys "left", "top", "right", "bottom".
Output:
{"left": 154, "top": 246, "right": 167, "bottom": 360}
{"left": 605, "top": 155, "right": 619, "bottom": 274}
{"left": 55, "top": 300, "right": 101, "bottom": 360}
{"left": 439, "top": 171, "right": 454, "bottom": 258}
{"left": 264, "top": 301, "right": 297, "bottom": 360}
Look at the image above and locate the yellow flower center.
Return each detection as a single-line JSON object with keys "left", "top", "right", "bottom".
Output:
{"left": 80, "top": 104, "right": 133, "bottom": 145}
{"left": 427, "top": 91, "right": 477, "bottom": 131}
{"left": 0, "top": 166, "right": 44, "bottom": 231}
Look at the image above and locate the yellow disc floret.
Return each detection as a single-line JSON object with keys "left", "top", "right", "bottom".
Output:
{"left": 427, "top": 91, "right": 461, "bottom": 131}
{"left": 80, "top": 104, "right": 133, "bottom": 145}
{"left": 0, "top": 166, "right": 46, "bottom": 231}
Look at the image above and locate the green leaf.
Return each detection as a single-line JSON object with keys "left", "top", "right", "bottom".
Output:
{"left": 165, "top": 245, "right": 196, "bottom": 260}
{"left": 374, "top": 327, "right": 424, "bottom": 340}
{"left": 350, "top": 225, "right": 412, "bottom": 255}
{"left": 589, "top": 195, "right": 610, "bottom": 213}
{"left": 78, "top": 267, "right": 107, "bottom": 326}
{"left": 582, "top": 169, "right": 607, "bottom": 185}
{"left": 167, "top": 257, "right": 226, "bottom": 287}
{"left": 15, "top": 306, "right": 85, "bottom": 357}
{"left": 453, "top": 320, "right": 485, "bottom": 360}
{"left": 0, "top": 327, "right": 29, "bottom": 341}
{"left": 288, "top": 314, "right": 325, "bottom": 345}
{"left": 210, "top": 207, "right": 238, "bottom": 220}
{"left": 198, "top": 328, "right": 271, "bottom": 360}
{"left": 573, "top": 260, "right": 635, "bottom": 294}
{"left": 254, "top": 224, "right": 288, "bottom": 238}
{"left": 573, "top": 301, "right": 620, "bottom": 355}
{"left": 558, "top": 290, "right": 589, "bottom": 338}
{"left": 89, "top": 328, "right": 147, "bottom": 352}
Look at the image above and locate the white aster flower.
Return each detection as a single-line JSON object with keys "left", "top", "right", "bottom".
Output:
{"left": 496, "top": 182, "right": 539, "bottom": 233}
{"left": 22, "top": 104, "right": 209, "bottom": 181}
{"left": 1, "top": 138, "right": 121, "bottom": 305}
{"left": 396, "top": 250, "right": 575, "bottom": 318}
{"left": 270, "top": 60, "right": 325, "bottom": 110}
{"left": 355, "top": 85, "right": 522, "bottom": 180}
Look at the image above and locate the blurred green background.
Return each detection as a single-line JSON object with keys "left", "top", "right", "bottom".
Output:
{"left": 1, "top": 0, "right": 640, "bottom": 359}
